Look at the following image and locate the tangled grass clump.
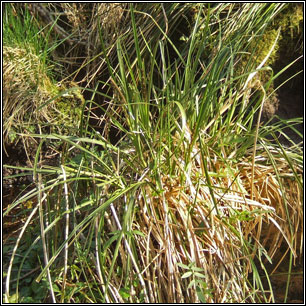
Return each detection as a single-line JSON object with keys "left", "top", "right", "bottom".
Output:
{"left": 3, "top": 3, "right": 303, "bottom": 303}
{"left": 3, "top": 45, "right": 85, "bottom": 154}
{"left": 3, "top": 46, "right": 58, "bottom": 144}
{"left": 112, "top": 128, "right": 303, "bottom": 303}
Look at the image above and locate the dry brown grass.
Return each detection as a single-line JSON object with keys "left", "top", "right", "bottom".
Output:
{"left": 3, "top": 46, "right": 58, "bottom": 146}
{"left": 129, "top": 136, "right": 303, "bottom": 303}
{"left": 3, "top": 45, "right": 84, "bottom": 157}
{"left": 3, "top": 4, "right": 302, "bottom": 303}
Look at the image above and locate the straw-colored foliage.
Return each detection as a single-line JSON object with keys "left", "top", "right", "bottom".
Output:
{"left": 3, "top": 46, "right": 57, "bottom": 142}
{"left": 113, "top": 130, "right": 303, "bottom": 303}
{"left": 3, "top": 45, "right": 84, "bottom": 151}
{"left": 3, "top": 3, "right": 303, "bottom": 303}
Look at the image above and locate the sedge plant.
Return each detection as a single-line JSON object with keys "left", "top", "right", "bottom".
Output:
{"left": 3, "top": 3, "right": 303, "bottom": 303}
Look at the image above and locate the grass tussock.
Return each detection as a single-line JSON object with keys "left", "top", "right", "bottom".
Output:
{"left": 3, "top": 46, "right": 58, "bottom": 145}
{"left": 134, "top": 143, "right": 302, "bottom": 303}
{"left": 3, "top": 3, "right": 303, "bottom": 303}
{"left": 3, "top": 45, "right": 85, "bottom": 153}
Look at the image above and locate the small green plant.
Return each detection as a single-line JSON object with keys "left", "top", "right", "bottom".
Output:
{"left": 178, "top": 262, "right": 213, "bottom": 303}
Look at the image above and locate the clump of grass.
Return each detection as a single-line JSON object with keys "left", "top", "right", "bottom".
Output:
{"left": 3, "top": 3, "right": 303, "bottom": 303}
{"left": 3, "top": 46, "right": 57, "bottom": 141}
{"left": 3, "top": 4, "right": 85, "bottom": 155}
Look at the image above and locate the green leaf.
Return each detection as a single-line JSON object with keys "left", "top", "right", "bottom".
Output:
{"left": 187, "top": 279, "right": 196, "bottom": 290}
{"left": 103, "top": 232, "right": 121, "bottom": 251}
{"left": 177, "top": 262, "right": 190, "bottom": 270}
{"left": 119, "top": 288, "right": 131, "bottom": 299}
{"left": 196, "top": 288, "right": 208, "bottom": 303}
{"left": 131, "top": 230, "right": 145, "bottom": 237}
{"left": 182, "top": 271, "right": 193, "bottom": 279}
{"left": 196, "top": 280, "right": 208, "bottom": 288}
{"left": 191, "top": 266, "right": 205, "bottom": 272}
{"left": 194, "top": 272, "right": 206, "bottom": 279}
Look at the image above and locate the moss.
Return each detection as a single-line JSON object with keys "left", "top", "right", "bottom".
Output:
{"left": 228, "top": 4, "right": 302, "bottom": 87}
{"left": 53, "top": 83, "right": 85, "bottom": 131}
{"left": 188, "top": 4, "right": 302, "bottom": 123}
{"left": 244, "top": 4, "right": 303, "bottom": 119}
{"left": 274, "top": 3, "right": 303, "bottom": 44}
{"left": 258, "top": 3, "right": 303, "bottom": 67}
{"left": 238, "top": 5, "right": 302, "bottom": 92}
